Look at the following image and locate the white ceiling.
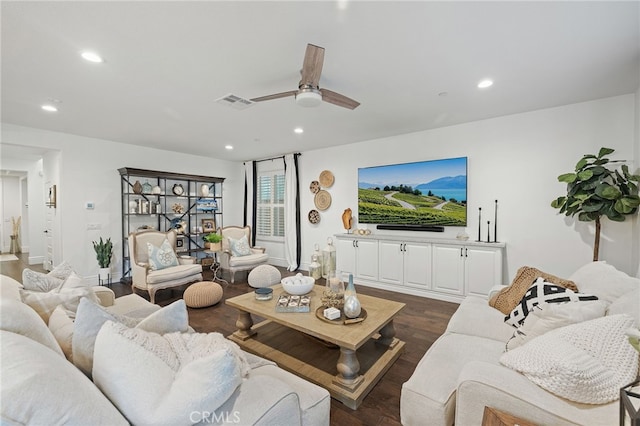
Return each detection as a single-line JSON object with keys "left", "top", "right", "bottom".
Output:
{"left": 2, "top": 1, "right": 639, "bottom": 162}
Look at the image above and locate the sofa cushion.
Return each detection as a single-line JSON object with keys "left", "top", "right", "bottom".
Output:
{"left": 0, "top": 298, "right": 64, "bottom": 356}
{"left": 446, "top": 295, "right": 514, "bottom": 342}
{"left": 21, "top": 261, "right": 75, "bottom": 292}
{"left": 489, "top": 266, "right": 578, "bottom": 315}
{"left": 146, "top": 263, "right": 203, "bottom": 284}
{"left": 105, "top": 293, "right": 161, "bottom": 318}
{"left": 93, "top": 321, "right": 249, "bottom": 425}
{"left": 48, "top": 305, "right": 75, "bottom": 361}
{"left": 506, "top": 300, "right": 607, "bottom": 351}
{"left": 608, "top": 287, "right": 639, "bottom": 326}
{"left": 72, "top": 298, "right": 189, "bottom": 377}
{"left": 0, "top": 274, "right": 23, "bottom": 301}
{"left": 229, "top": 252, "right": 269, "bottom": 267}
{"left": 147, "top": 238, "right": 179, "bottom": 271}
{"left": 569, "top": 261, "right": 639, "bottom": 305}
{"left": 0, "top": 330, "right": 128, "bottom": 425}
{"left": 20, "top": 286, "right": 99, "bottom": 323}
{"left": 500, "top": 314, "right": 638, "bottom": 404}
{"left": 504, "top": 278, "right": 598, "bottom": 327}
{"left": 400, "top": 333, "right": 505, "bottom": 426}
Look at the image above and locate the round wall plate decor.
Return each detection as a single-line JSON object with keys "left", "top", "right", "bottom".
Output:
{"left": 309, "top": 180, "right": 320, "bottom": 194}
{"left": 308, "top": 209, "right": 320, "bottom": 224}
{"left": 319, "top": 170, "right": 335, "bottom": 188}
{"left": 314, "top": 190, "right": 332, "bottom": 211}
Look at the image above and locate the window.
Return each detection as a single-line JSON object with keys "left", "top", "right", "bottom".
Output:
{"left": 257, "top": 170, "right": 285, "bottom": 239}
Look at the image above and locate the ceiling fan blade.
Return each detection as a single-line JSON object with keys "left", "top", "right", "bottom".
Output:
{"left": 250, "top": 90, "right": 297, "bottom": 103}
{"left": 320, "top": 89, "right": 360, "bottom": 110}
{"left": 300, "top": 44, "right": 325, "bottom": 88}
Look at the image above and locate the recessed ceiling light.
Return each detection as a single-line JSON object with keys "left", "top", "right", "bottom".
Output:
{"left": 41, "top": 104, "right": 58, "bottom": 112}
{"left": 225, "top": 145, "right": 233, "bottom": 150}
{"left": 294, "top": 127, "right": 304, "bottom": 134}
{"left": 477, "top": 79, "right": 493, "bottom": 89}
{"left": 81, "top": 51, "right": 104, "bottom": 63}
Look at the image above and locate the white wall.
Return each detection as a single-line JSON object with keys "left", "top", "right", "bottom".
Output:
{"left": 298, "top": 94, "right": 639, "bottom": 279}
{"left": 1, "top": 125, "right": 244, "bottom": 280}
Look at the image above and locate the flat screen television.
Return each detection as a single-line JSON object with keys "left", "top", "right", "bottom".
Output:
{"left": 358, "top": 157, "right": 467, "bottom": 227}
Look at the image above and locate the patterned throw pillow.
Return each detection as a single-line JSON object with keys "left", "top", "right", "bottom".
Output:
{"left": 147, "top": 239, "right": 179, "bottom": 271}
{"left": 489, "top": 266, "right": 579, "bottom": 314}
{"left": 504, "top": 277, "right": 598, "bottom": 327}
{"left": 229, "top": 235, "right": 252, "bottom": 257}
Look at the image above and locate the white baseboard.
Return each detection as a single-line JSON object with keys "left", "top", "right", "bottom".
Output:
{"left": 28, "top": 255, "right": 44, "bottom": 265}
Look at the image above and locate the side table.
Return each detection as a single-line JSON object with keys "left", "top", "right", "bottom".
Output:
{"left": 204, "top": 250, "right": 228, "bottom": 286}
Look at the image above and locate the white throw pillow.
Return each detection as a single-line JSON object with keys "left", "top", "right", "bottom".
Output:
{"left": 505, "top": 278, "right": 598, "bottom": 327}
{"left": 0, "top": 298, "right": 64, "bottom": 356}
{"left": 48, "top": 261, "right": 76, "bottom": 280}
{"left": 93, "top": 321, "right": 249, "bottom": 426}
{"left": 1, "top": 330, "right": 128, "bottom": 425}
{"left": 500, "top": 314, "right": 639, "bottom": 404}
{"left": 20, "top": 286, "right": 99, "bottom": 323}
{"left": 569, "top": 261, "right": 639, "bottom": 305}
{"left": 22, "top": 269, "right": 63, "bottom": 292}
{"left": 506, "top": 300, "right": 607, "bottom": 351}
{"left": 58, "top": 271, "right": 93, "bottom": 290}
{"left": 147, "top": 238, "right": 179, "bottom": 271}
{"left": 229, "top": 235, "right": 252, "bottom": 257}
{"left": 48, "top": 305, "right": 75, "bottom": 361}
{"left": 72, "top": 298, "right": 189, "bottom": 378}
{"left": 608, "top": 287, "right": 640, "bottom": 326}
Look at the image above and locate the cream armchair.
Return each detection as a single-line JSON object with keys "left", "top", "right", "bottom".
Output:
{"left": 219, "top": 226, "right": 268, "bottom": 283}
{"left": 128, "top": 230, "right": 202, "bottom": 303}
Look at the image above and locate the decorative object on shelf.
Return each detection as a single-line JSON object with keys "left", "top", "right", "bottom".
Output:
{"left": 476, "top": 207, "right": 482, "bottom": 242}
{"left": 486, "top": 221, "right": 491, "bottom": 243}
{"left": 171, "top": 203, "right": 184, "bottom": 214}
{"left": 343, "top": 273, "right": 361, "bottom": 319}
{"left": 142, "top": 180, "right": 153, "bottom": 194}
{"left": 132, "top": 180, "right": 143, "bottom": 194}
{"left": 204, "top": 232, "right": 222, "bottom": 251}
{"left": 150, "top": 201, "right": 161, "bottom": 214}
{"left": 551, "top": 147, "right": 640, "bottom": 261}
{"left": 322, "top": 270, "right": 344, "bottom": 309}
{"left": 309, "top": 254, "right": 322, "bottom": 280}
{"left": 196, "top": 199, "right": 217, "bottom": 212}
{"left": 342, "top": 208, "right": 353, "bottom": 232}
{"left": 355, "top": 228, "right": 371, "bottom": 235}
{"left": 456, "top": 231, "right": 469, "bottom": 241}
{"left": 281, "top": 273, "right": 315, "bottom": 295}
{"left": 151, "top": 185, "right": 162, "bottom": 194}
{"left": 172, "top": 183, "right": 185, "bottom": 196}
{"left": 322, "top": 237, "right": 336, "bottom": 278}
{"left": 314, "top": 190, "right": 332, "bottom": 211}
{"left": 309, "top": 180, "right": 320, "bottom": 194}
{"left": 200, "top": 184, "right": 210, "bottom": 197}
{"left": 313, "top": 243, "right": 324, "bottom": 276}
{"left": 201, "top": 219, "right": 216, "bottom": 233}
{"left": 92, "top": 237, "right": 113, "bottom": 281}
{"left": 169, "top": 218, "right": 187, "bottom": 234}
{"left": 46, "top": 184, "right": 57, "bottom": 208}
{"left": 494, "top": 199, "right": 499, "bottom": 243}
{"left": 176, "top": 238, "right": 184, "bottom": 248}
{"left": 319, "top": 170, "right": 334, "bottom": 188}
{"left": 316, "top": 306, "right": 367, "bottom": 325}
{"left": 308, "top": 209, "right": 320, "bottom": 224}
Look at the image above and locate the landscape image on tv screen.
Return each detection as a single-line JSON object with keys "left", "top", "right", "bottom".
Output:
{"left": 358, "top": 157, "right": 467, "bottom": 226}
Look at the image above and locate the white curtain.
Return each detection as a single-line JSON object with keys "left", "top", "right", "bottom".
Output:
{"left": 284, "top": 153, "right": 300, "bottom": 271}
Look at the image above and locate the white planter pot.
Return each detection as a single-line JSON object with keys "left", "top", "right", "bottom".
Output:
{"left": 98, "top": 267, "right": 111, "bottom": 281}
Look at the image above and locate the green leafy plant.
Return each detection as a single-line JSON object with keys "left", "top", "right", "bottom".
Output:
{"left": 551, "top": 147, "right": 640, "bottom": 261}
{"left": 204, "top": 233, "right": 222, "bottom": 244}
{"left": 92, "top": 237, "right": 113, "bottom": 268}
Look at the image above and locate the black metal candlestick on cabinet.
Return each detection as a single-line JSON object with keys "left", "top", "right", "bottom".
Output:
{"left": 118, "top": 167, "right": 224, "bottom": 283}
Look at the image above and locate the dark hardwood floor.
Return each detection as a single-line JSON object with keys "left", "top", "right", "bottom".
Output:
{"left": 2, "top": 255, "right": 459, "bottom": 426}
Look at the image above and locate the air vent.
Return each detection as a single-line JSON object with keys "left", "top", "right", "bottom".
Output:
{"left": 215, "top": 94, "right": 255, "bottom": 110}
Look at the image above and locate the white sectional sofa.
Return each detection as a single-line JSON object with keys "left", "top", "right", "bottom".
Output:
{"left": 0, "top": 273, "right": 330, "bottom": 425}
{"left": 401, "top": 261, "right": 640, "bottom": 426}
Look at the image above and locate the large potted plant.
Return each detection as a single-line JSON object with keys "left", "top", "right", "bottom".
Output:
{"left": 551, "top": 147, "right": 640, "bottom": 261}
{"left": 204, "top": 232, "right": 222, "bottom": 251}
{"left": 93, "top": 237, "right": 113, "bottom": 280}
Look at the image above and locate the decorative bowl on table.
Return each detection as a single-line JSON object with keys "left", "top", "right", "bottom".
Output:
{"left": 281, "top": 273, "right": 315, "bottom": 295}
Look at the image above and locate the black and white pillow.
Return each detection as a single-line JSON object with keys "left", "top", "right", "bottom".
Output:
{"left": 505, "top": 277, "right": 598, "bottom": 327}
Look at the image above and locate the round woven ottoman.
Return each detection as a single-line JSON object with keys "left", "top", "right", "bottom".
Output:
{"left": 183, "top": 281, "right": 223, "bottom": 308}
{"left": 248, "top": 265, "right": 282, "bottom": 288}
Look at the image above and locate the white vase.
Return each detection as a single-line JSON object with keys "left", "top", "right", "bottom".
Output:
{"left": 98, "top": 267, "right": 110, "bottom": 281}
{"left": 200, "top": 184, "right": 210, "bottom": 197}
{"left": 343, "top": 295, "right": 362, "bottom": 319}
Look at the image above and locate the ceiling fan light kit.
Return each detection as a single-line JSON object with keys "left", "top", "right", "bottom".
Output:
{"left": 295, "top": 89, "right": 322, "bottom": 107}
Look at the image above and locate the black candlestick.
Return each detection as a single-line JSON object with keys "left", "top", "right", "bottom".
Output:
{"left": 477, "top": 207, "right": 482, "bottom": 242}
{"left": 494, "top": 200, "right": 498, "bottom": 243}
{"left": 486, "top": 221, "right": 491, "bottom": 243}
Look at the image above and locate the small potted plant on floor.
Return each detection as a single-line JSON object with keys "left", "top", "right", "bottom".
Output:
{"left": 93, "top": 237, "right": 113, "bottom": 281}
{"left": 204, "top": 232, "right": 222, "bottom": 252}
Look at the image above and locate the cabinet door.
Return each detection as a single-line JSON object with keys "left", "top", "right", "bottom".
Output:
{"left": 378, "top": 241, "right": 404, "bottom": 285}
{"left": 356, "top": 240, "right": 379, "bottom": 280}
{"left": 336, "top": 238, "right": 356, "bottom": 276}
{"left": 465, "top": 246, "right": 503, "bottom": 297}
{"left": 432, "top": 244, "right": 464, "bottom": 295}
{"left": 404, "top": 242, "right": 432, "bottom": 289}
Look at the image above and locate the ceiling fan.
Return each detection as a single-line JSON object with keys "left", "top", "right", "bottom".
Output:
{"left": 250, "top": 44, "right": 360, "bottom": 110}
